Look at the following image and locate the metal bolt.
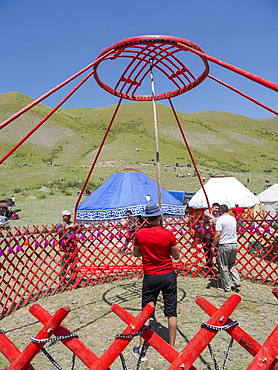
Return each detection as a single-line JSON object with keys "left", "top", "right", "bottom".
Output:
{"left": 130, "top": 324, "right": 135, "bottom": 331}
{"left": 262, "top": 357, "right": 267, "bottom": 363}
{"left": 219, "top": 316, "right": 225, "bottom": 323}
{"left": 47, "top": 328, "right": 52, "bottom": 334}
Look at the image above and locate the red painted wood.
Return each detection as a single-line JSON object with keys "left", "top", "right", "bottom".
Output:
{"left": 112, "top": 303, "right": 198, "bottom": 369}
{"left": 195, "top": 295, "right": 278, "bottom": 370}
{"left": 74, "top": 98, "right": 123, "bottom": 222}
{"left": 94, "top": 35, "right": 209, "bottom": 101}
{"left": 0, "top": 333, "right": 35, "bottom": 370}
{"left": 7, "top": 305, "right": 70, "bottom": 370}
{"left": 209, "top": 75, "right": 278, "bottom": 116}
{"left": 272, "top": 288, "right": 278, "bottom": 299}
{"left": 29, "top": 303, "right": 100, "bottom": 368}
{"left": 179, "top": 41, "right": 278, "bottom": 93}
{"left": 169, "top": 98, "right": 211, "bottom": 212}
{"left": 168, "top": 294, "right": 241, "bottom": 370}
{"left": 247, "top": 324, "right": 278, "bottom": 370}
{"left": 90, "top": 302, "right": 155, "bottom": 370}
{"left": 0, "top": 214, "right": 277, "bottom": 320}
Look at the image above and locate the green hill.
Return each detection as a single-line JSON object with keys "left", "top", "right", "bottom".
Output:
{"left": 0, "top": 92, "right": 277, "bottom": 171}
{"left": 0, "top": 92, "right": 277, "bottom": 198}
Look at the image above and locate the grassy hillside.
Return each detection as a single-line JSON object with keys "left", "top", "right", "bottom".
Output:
{"left": 1, "top": 92, "right": 277, "bottom": 169}
{"left": 0, "top": 92, "right": 277, "bottom": 220}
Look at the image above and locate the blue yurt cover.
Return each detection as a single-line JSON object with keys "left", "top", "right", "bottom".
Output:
{"left": 77, "top": 172, "right": 185, "bottom": 221}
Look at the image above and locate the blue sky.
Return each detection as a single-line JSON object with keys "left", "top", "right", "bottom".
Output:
{"left": 0, "top": 0, "right": 277, "bottom": 119}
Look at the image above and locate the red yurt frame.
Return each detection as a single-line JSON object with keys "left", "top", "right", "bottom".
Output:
{"left": 1, "top": 35, "right": 277, "bottom": 213}
{"left": 0, "top": 35, "right": 277, "bottom": 322}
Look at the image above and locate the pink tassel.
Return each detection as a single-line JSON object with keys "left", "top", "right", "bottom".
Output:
{"left": 0, "top": 249, "right": 3, "bottom": 257}
{"left": 250, "top": 225, "right": 254, "bottom": 232}
{"left": 16, "top": 245, "right": 21, "bottom": 252}
{"left": 35, "top": 240, "right": 39, "bottom": 247}
{"left": 8, "top": 247, "right": 13, "bottom": 254}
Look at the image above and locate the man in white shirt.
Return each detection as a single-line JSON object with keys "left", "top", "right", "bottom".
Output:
{"left": 212, "top": 204, "right": 241, "bottom": 292}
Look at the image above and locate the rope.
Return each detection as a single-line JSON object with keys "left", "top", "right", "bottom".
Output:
{"left": 31, "top": 333, "right": 78, "bottom": 369}
{"left": 201, "top": 321, "right": 238, "bottom": 370}
{"left": 115, "top": 325, "right": 150, "bottom": 370}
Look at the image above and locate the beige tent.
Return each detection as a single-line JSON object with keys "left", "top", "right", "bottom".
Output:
{"left": 189, "top": 177, "right": 259, "bottom": 209}
{"left": 257, "top": 184, "right": 278, "bottom": 219}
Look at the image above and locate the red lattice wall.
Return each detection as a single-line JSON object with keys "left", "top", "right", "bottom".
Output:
{"left": 0, "top": 214, "right": 277, "bottom": 319}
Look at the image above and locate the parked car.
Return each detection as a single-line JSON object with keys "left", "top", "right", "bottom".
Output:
{"left": 0, "top": 215, "right": 9, "bottom": 228}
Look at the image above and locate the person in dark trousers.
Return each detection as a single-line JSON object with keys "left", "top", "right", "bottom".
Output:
{"left": 122, "top": 210, "right": 137, "bottom": 253}
{"left": 212, "top": 204, "right": 241, "bottom": 292}
{"left": 56, "top": 210, "right": 79, "bottom": 285}
{"left": 202, "top": 203, "right": 220, "bottom": 276}
{"left": 132, "top": 202, "right": 180, "bottom": 361}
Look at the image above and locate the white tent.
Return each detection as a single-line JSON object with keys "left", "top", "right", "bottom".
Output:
{"left": 188, "top": 177, "right": 259, "bottom": 209}
{"left": 257, "top": 183, "right": 278, "bottom": 218}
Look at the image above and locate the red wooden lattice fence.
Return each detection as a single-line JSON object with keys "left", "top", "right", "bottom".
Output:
{"left": 0, "top": 213, "right": 277, "bottom": 319}
{"left": 0, "top": 289, "right": 278, "bottom": 369}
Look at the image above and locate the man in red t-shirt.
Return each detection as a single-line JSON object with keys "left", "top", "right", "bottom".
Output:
{"left": 232, "top": 204, "right": 245, "bottom": 228}
{"left": 232, "top": 204, "right": 245, "bottom": 218}
{"left": 133, "top": 202, "right": 180, "bottom": 361}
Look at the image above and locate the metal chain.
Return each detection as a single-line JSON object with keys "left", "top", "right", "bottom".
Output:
{"left": 41, "top": 347, "right": 63, "bottom": 370}
{"left": 201, "top": 320, "right": 239, "bottom": 331}
{"left": 0, "top": 330, "right": 6, "bottom": 335}
{"left": 222, "top": 338, "right": 234, "bottom": 370}
{"left": 115, "top": 325, "right": 150, "bottom": 370}
{"left": 31, "top": 333, "right": 78, "bottom": 369}
{"left": 31, "top": 333, "right": 78, "bottom": 343}
{"left": 201, "top": 321, "right": 238, "bottom": 370}
{"left": 115, "top": 325, "right": 150, "bottom": 339}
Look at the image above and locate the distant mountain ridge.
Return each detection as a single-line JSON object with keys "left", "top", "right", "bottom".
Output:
{"left": 0, "top": 92, "right": 277, "bottom": 173}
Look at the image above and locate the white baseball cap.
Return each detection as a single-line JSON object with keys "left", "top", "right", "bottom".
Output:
{"left": 62, "top": 210, "right": 71, "bottom": 216}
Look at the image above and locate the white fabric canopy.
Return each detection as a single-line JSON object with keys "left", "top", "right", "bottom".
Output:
{"left": 189, "top": 177, "right": 259, "bottom": 209}
{"left": 257, "top": 184, "right": 278, "bottom": 218}
{"left": 257, "top": 184, "right": 278, "bottom": 202}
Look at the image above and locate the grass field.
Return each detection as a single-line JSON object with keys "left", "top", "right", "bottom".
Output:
{"left": 0, "top": 276, "right": 277, "bottom": 369}
{"left": 1, "top": 159, "right": 277, "bottom": 228}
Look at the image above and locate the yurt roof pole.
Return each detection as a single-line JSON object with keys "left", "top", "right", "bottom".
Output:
{"left": 168, "top": 98, "right": 211, "bottom": 213}
{"left": 149, "top": 58, "right": 162, "bottom": 208}
{"left": 74, "top": 98, "right": 123, "bottom": 222}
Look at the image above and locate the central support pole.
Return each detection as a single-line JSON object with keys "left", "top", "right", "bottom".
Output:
{"left": 149, "top": 59, "right": 162, "bottom": 208}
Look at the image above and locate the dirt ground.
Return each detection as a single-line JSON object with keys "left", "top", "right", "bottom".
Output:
{"left": 0, "top": 276, "right": 277, "bottom": 370}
